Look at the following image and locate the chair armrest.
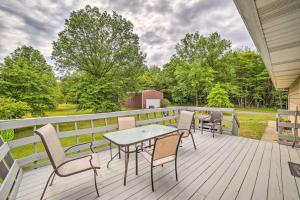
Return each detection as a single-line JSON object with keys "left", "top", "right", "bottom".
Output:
{"left": 177, "top": 129, "right": 191, "bottom": 135}
{"left": 64, "top": 142, "right": 95, "bottom": 153}
{"left": 177, "top": 128, "right": 190, "bottom": 132}
{"left": 213, "top": 119, "right": 222, "bottom": 123}
{"left": 201, "top": 117, "right": 211, "bottom": 122}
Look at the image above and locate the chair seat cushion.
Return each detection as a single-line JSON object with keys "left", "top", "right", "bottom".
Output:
{"left": 140, "top": 151, "right": 175, "bottom": 166}
{"left": 58, "top": 153, "right": 100, "bottom": 175}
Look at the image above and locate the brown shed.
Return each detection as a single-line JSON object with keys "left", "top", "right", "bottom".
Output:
{"left": 123, "top": 90, "right": 163, "bottom": 109}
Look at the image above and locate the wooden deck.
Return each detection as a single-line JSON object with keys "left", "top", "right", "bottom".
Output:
{"left": 16, "top": 131, "right": 300, "bottom": 200}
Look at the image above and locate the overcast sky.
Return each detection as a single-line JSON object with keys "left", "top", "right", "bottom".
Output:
{"left": 0, "top": 0, "right": 255, "bottom": 67}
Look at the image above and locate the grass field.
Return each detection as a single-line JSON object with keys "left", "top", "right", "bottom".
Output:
{"left": 8, "top": 104, "right": 277, "bottom": 164}
{"left": 236, "top": 111, "right": 276, "bottom": 140}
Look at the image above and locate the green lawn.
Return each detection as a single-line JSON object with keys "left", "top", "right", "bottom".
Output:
{"left": 236, "top": 113, "right": 276, "bottom": 140}
{"left": 9, "top": 104, "right": 277, "bottom": 165}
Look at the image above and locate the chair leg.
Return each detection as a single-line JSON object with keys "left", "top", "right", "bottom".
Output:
{"left": 49, "top": 174, "right": 55, "bottom": 186}
{"left": 94, "top": 169, "right": 100, "bottom": 197}
{"left": 220, "top": 122, "right": 223, "bottom": 135}
{"left": 109, "top": 141, "right": 112, "bottom": 159}
{"left": 151, "top": 166, "right": 154, "bottom": 192}
{"left": 175, "top": 159, "right": 178, "bottom": 181}
{"left": 193, "top": 120, "right": 196, "bottom": 132}
{"left": 135, "top": 149, "right": 138, "bottom": 175}
{"left": 118, "top": 146, "right": 121, "bottom": 159}
{"left": 201, "top": 120, "right": 203, "bottom": 134}
{"left": 40, "top": 171, "right": 55, "bottom": 200}
{"left": 190, "top": 133, "right": 197, "bottom": 150}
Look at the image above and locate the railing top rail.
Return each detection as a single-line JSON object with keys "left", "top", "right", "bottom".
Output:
{"left": 180, "top": 106, "right": 234, "bottom": 113}
{"left": 0, "top": 107, "right": 179, "bottom": 130}
{"left": 277, "top": 109, "right": 300, "bottom": 116}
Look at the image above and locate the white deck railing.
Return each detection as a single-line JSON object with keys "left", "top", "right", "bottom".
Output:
{"left": 0, "top": 106, "right": 238, "bottom": 167}
{"left": 277, "top": 109, "right": 300, "bottom": 147}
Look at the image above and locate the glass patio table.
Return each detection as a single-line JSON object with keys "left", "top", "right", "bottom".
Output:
{"left": 103, "top": 124, "right": 178, "bottom": 185}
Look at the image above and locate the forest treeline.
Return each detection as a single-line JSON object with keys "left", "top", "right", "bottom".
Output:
{"left": 0, "top": 5, "right": 287, "bottom": 119}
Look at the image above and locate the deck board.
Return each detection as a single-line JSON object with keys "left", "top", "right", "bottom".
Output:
{"left": 16, "top": 131, "right": 300, "bottom": 200}
{"left": 252, "top": 142, "right": 273, "bottom": 200}
{"left": 204, "top": 139, "right": 259, "bottom": 200}
{"left": 267, "top": 143, "right": 284, "bottom": 200}
{"left": 280, "top": 145, "right": 299, "bottom": 200}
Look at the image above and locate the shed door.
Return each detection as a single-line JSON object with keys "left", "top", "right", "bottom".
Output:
{"left": 146, "top": 99, "right": 160, "bottom": 108}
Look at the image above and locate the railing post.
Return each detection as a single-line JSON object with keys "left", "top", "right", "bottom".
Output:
{"left": 33, "top": 125, "right": 37, "bottom": 167}
{"left": 146, "top": 113, "right": 150, "bottom": 124}
{"left": 154, "top": 112, "right": 157, "bottom": 124}
{"left": 74, "top": 122, "right": 79, "bottom": 149}
{"left": 104, "top": 118, "right": 108, "bottom": 131}
{"left": 231, "top": 113, "right": 239, "bottom": 136}
{"left": 91, "top": 120, "right": 95, "bottom": 141}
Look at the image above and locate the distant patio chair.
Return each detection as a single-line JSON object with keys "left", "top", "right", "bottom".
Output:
{"left": 201, "top": 111, "right": 223, "bottom": 137}
{"left": 107, "top": 116, "right": 144, "bottom": 168}
{"left": 118, "top": 116, "right": 136, "bottom": 131}
{"left": 35, "top": 124, "right": 100, "bottom": 200}
{"left": 136, "top": 132, "right": 183, "bottom": 191}
{"left": 177, "top": 110, "right": 197, "bottom": 150}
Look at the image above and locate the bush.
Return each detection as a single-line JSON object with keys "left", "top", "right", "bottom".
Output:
{"left": 207, "top": 84, "right": 233, "bottom": 108}
{"left": 1, "top": 130, "right": 14, "bottom": 141}
{"left": 0, "top": 97, "right": 31, "bottom": 119}
{"left": 161, "top": 98, "right": 171, "bottom": 107}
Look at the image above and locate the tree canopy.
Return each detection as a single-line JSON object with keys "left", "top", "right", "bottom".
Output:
{"left": 0, "top": 46, "right": 57, "bottom": 116}
{"left": 154, "top": 32, "right": 287, "bottom": 108}
{"left": 0, "top": 5, "right": 287, "bottom": 120}
{"left": 207, "top": 84, "right": 233, "bottom": 108}
{"left": 52, "top": 5, "right": 145, "bottom": 78}
{"left": 52, "top": 5, "right": 146, "bottom": 112}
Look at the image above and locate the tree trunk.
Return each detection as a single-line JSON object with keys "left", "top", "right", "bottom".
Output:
{"left": 195, "top": 91, "right": 198, "bottom": 106}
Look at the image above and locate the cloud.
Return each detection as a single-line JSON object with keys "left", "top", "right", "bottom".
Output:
{"left": 0, "top": 0, "right": 255, "bottom": 68}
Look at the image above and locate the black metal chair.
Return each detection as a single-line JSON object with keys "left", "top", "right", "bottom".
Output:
{"left": 35, "top": 124, "right": 100, "bottom": 200}
{"left": 201, "top": 111, "right": 223, "bottom": 137}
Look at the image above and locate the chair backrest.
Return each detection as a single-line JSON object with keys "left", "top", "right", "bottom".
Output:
{"left": 118, "top": 117, "right": 136, "bottom": 130}
{"left": 153, "top": 133, "right": 182, "bottom": 161}
{"left": 35, "top": 124, "right": 66, "bottom": 169}
{"left": 177, "top": 110, "right": 194, "bottom": 131}
{"left": 210, "top": 111, "right": 223, "bottom": 122}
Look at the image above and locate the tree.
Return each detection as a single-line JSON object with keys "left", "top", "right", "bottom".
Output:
{"left": 52, "top": 5, "right": 145, "bottom": 78}
{"left": 0, "top": 98, "right": 31, "bottom": 119}
{"left": 0, "top": 46, "right": 57, "bottom": 116}
{"left": 138, "top": 65, "right": 161, "bottom": 89}
{"left": 52, "top": 5, "right": 145, "bottom": 112}
{"left": 75, "top": 76, "right": 123, "bottom": 112}
{"left": 207, "top": 84, "right": 233, "bottom": 108}
{"left": 167, "top": 32, "right": 230, "bottom": 105}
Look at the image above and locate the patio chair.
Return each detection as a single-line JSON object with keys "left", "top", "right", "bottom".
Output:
{"left": 118, "top": 116, "right": 136, "bottom": 131}
{"left": 107, "top": 116, "right": 137, "bottom": 167}
{"left": 135, "top": 132, "right": 183, "bottom": 191}
{"left": 118, "top": 117, "right": 137, "bottom": 156}
{"left": 35, "top": 124, "right": 100, "bottom": 200}
{"left": 177, "top": 110, "right": 197, "bottom": 150}
{"left": 201, "top": 111, "right": 223, "bottom": 137}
